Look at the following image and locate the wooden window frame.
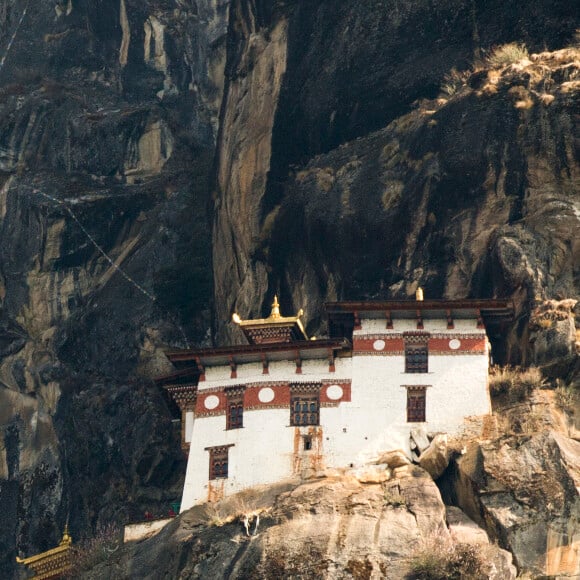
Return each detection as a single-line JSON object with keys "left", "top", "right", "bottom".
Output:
{"left": 225, "top": 386, "right": 245, "bottom": 430}
{"left": 406, "top": 387, "right": 427, "bottom": 423}
{"left": 206, "top": 445, "right": 233, "bottom": 480}
{"left": 404, "top": 334, "right": 429, "bottom": 373}
{"left": 290, "top": 383, "right": 320, "bottom": 426}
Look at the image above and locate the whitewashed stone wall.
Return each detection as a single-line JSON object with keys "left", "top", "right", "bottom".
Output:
{"left": 180, "top": 317, "right": 491, "bottom": 511}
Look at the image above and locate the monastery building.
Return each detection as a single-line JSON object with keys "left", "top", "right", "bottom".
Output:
{"left": 157, "top": 293, "right": 513, "bottom": 512}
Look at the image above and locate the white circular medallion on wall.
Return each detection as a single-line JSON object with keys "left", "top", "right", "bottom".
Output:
{"left": 326, "top": 384, "right": 344, "bottom": 400}
{"left": 258, "top": 387, "right": 275, "bottom": 403}
{"left": 203, "top": 395, "right": 220, "bottom": 410}
{"left": 449, "top": 339, "right": 461, "bottom": 350}
{"left": 373, "top": 339, "right": 386, "bottom": 351}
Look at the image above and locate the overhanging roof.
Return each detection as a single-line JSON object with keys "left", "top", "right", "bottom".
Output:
{"left": 325, "top": 299, "right": 514, "bottom": 324}
{"left": 165, "top": 338, "right": 350, "bottom": 369}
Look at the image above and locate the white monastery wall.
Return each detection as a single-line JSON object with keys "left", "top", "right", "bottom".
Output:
{"left": 184, "top": 411, "right": 194, "bottom": 443}
{"left": 123, "top": 518, "right": 173, "bottom": 543}
{"left": 356, "top": 318, "right": 484, "bottom": 334}
{"left": 180, "top": 318, "right": 492, "bottom": 511}
{"left": 200, "top": 357, "right": 352, "bottom": 390}
{"left": 182, "top": 408, "right": 298, "bottom": 508}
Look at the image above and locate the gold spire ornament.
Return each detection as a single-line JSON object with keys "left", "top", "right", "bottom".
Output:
{"left": 270, "top": 295, "right": 281, "bottom": 319}
{"left": 232, "top": 295, "right": 308, "bottom": 344}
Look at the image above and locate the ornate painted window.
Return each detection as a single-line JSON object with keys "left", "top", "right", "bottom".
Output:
{"left": 290, "top": 383, "right": 320, "bottom": 426}
{"left": 406, "top": 387, "right": 427, "bottom": 422}
{"left": 207, "top": 445, "right": 232, "bottom": 480}
{"left": 404, "top": 333, "right": 429, "bottom": 373}
{"left": 225, "top": 386, "right": 245, "bottom": 430}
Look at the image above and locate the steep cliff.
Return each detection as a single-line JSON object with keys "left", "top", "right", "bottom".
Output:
{"left": 0, "top": 0, "right": 229, "bottom": 575}
{"left": 79, "top": 467, "right": 517, "bottom": 579}
{"left": 213, "top": 0, "right": 579, "bottom": 347}
{"left": 1, "top": 0, "right": 580, "bottom": 577}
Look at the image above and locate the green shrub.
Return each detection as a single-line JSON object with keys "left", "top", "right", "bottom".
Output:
{"left": 486, "top": 43, "right": 529, "bottom": 67}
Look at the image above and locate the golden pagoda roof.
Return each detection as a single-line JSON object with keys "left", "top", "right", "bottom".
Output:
{"left": 16, "top": 526, "right": 72, "bottom": 579}
{"left": 232, "top": 295, "right": 309, "bottom": 344}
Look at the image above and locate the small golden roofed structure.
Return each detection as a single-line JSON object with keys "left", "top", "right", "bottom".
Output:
{"left": 16, "top": 525, "right": 72, "bottom": 579}
{"left": 232, "top": 295, "right": 309, "bottom": 344}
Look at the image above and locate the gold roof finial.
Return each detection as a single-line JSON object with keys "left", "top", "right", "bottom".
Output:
{"left": 60, "top": 523, "right": 72, "bottom": 546}
{"left": 229, "top": 294, "right": 308, "bottom": 343}
{"left": 416, "top": 287, "right": 424, "bottom": 301}
{"left": 270, "top": 295, "right": 281, "bottom": 319}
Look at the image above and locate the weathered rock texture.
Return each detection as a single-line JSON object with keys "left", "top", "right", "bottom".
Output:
{"left": 441, "top": 389, "right": 580, "bottom": 577}
{"left": 0, "top": 0, "right": 229, "bottom": 575}
{"left": 1, "top": 0, "right": 580, "bottom": 577}
{"left": 83, "top": 468, "right": 515, "bottom": 579}
{"left": 213, "top": 0, "right": 580, "bottom": 347}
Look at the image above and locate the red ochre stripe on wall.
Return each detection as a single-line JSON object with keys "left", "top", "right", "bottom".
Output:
{"left": 195, "top": 381, "right": 352, "bottom": 415}
{"left": 353, "top": 336, "right": 485, "bottom": 353}
{"left": 195, "top": 392, "right": 226, "bottom": 415}
{"left": 321, "top": 381, "right": 351, "bottom": 404}
{"left": 429, "top": 337, "right": 485, "bottom": 352}
{"left": 354, "top": 338, "right": 404, "bottom": 352}
{"left": 245, "top": 384, "right": 291, "bottom": 408}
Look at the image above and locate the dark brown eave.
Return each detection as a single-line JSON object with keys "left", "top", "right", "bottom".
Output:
{"left": 154, "top": 366, "right": 200, "bottom": 386}
{"left": 165, "top": 338, "right": 351, "bottom": 368}
{"left": 326, "top": 299, "right": 514, "bottom": 321}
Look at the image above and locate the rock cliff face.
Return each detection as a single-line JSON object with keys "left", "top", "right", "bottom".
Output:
{"left": 441, "top": 389, "right": 580, "bottom": 577}
{"left": 212, "top": 0, "right": 580, "bottom": 346}
{"left": 0, "top": 0, "right": 229, "bottom": 575}
{"left": 1, "top": 0, "right": 579, "bottom": 578}
{"left": 84, "top": 467, "right": 516, "bottom": 579}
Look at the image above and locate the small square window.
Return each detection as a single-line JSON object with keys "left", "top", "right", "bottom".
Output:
{"left": 303, "top": 435, "right": 313, "bottom": 451}
{"left": 291, "top": 395, "right": 319, "bottom": 426}
{"left": 407, "top": 387, "right": 426, "bottom": 422}
{"left": 208, "top": 446, "right": 231, "bottom": 480}
{"left": 227, "top": 401, "right": 243, "bottom": 430}
{"left": 225, "top": 387, "right": 245, "bottom": 430}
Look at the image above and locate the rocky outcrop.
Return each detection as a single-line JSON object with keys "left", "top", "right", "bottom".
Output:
{"left": 419, "top": 434, "right": 451, "bottom": 480}
{"left": 212, "top": 0, "right": 580, "bottom": 343}
{"left": 441, "top": 390, "right": 580, "bottom": 577}
{"left": 1, "top": 1, "right": 580, "bottom": 577}
{"left": 84, "top": 468, "right": 515, "bottom": 579}
{"left": 0, "top": 0, "right": 230, "bottom": 575}
{"left": 530, "top": 299, "right": 579, "bottom": 366}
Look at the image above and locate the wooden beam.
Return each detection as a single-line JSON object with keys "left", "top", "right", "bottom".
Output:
{"left": 446, "top": 309, "right": 454, "bottom": 329}
{"left": 295, "top": 350, "right": 302, "bottom": 374}
{"left": 261, "top": 353, "right": 269, "bottom": 375}
{"left": 416, "top": 309, "right": 424, "bottom": 330}
{"left": 385, "top": 310, "right": 393, "bottom": 329}
{"left": 328, "top": 348, "right": 335, "bottom": 373}
{"left": 195, "top": 357, "right": 205, "bottom": 382}
{"left": 229, "top": 356, "right": 237, "bottom": 379}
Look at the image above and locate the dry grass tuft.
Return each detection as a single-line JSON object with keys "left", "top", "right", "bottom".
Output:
{"left": 554, "top": 380, "right": 576, "bottom": 414}
{"left": 407, "top": 538, "right": 489, "bottom": 580}
{"left": 486, "top": 43, "right": 529, "bottom": 67}
{"left": 67, "top": 523, "right": 122, "bottom": 576}
{"left": 489, "top": 366, "right": 545, "bottom": 403}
